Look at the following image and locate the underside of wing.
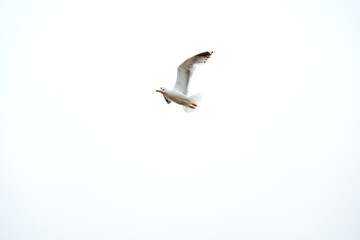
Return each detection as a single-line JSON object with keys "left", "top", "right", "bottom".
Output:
{"left": 173, "top": 51, "right": 213, "bottom": 95}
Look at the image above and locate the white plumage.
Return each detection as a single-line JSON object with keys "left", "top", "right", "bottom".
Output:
{"left": 156, "top": 51, "right": 213, "bottom": 112}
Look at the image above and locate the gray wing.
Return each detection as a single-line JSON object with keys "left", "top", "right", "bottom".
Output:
{"left": 173, "top": 51, "right": 213, "bottom": 95}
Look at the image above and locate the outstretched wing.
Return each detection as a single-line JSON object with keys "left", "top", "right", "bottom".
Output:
{"left": 173, "top": 51, "right": 213, "bottom": 95}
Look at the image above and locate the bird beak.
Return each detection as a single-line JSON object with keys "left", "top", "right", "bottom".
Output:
{"left": 156, "top": 90, "right": 161, "bottom": 93}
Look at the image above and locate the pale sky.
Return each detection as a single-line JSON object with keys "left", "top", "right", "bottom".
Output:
{"left": 1, "top": 0, "right": 359, "bottom": 239}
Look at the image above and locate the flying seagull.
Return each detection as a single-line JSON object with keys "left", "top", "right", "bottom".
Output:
{"left": 156, "top": 51, "right": 213, "bottom": 112}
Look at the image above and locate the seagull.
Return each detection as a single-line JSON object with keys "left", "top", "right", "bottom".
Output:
{"left": 156, "top": 51, "right": 213, "bottom": 112}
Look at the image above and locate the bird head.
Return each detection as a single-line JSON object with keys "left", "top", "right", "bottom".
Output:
{"left": 156, "top": 87, "right": 166, "bottom": 94}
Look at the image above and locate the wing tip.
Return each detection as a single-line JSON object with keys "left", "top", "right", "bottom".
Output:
{"left": 196, "top": 51, "right": 213, "bottom": 58}
{"left": 195, "top": 51, "right": 213, "bottom": 63}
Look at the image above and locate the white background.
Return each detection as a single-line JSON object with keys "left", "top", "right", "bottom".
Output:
{"left": 1, "top": 0, "right": 359, "bottom": 239}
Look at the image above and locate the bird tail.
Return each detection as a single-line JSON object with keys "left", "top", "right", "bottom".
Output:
{"left": 183, "top": 93, "right": 202, "bottom": 113}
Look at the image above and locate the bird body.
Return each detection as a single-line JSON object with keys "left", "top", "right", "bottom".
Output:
{"left": 158, "top": 88, "right": 201, "bottom": 110}
{"left": 161, "top": 89, "right": 189, "bottom": 106}
{"left": 156, "top": 51, "right": 212, "bottom": 112}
